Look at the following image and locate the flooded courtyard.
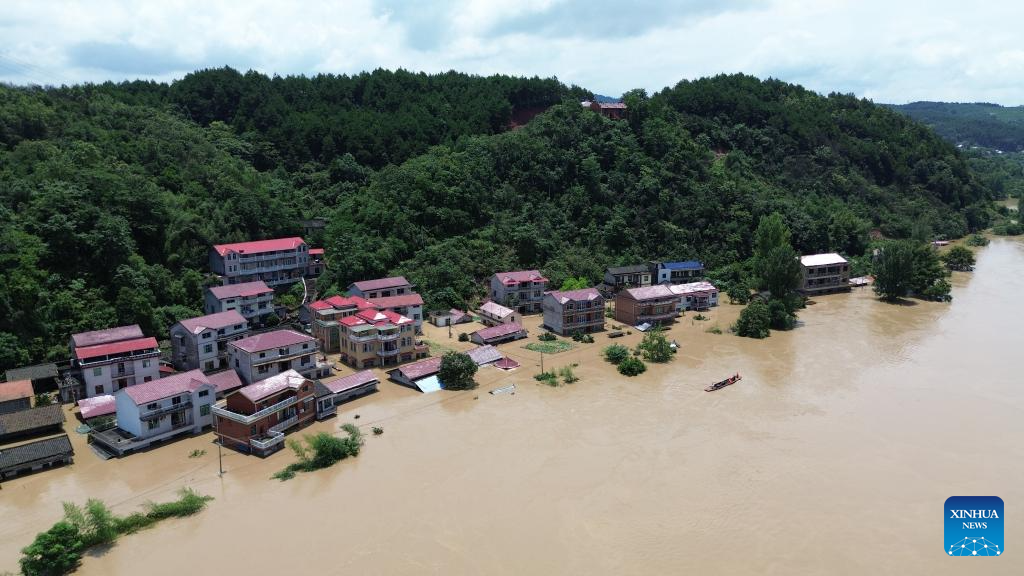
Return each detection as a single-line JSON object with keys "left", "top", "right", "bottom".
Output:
{"left": 3, "top": 238, "right": 1023, "bottom": 575}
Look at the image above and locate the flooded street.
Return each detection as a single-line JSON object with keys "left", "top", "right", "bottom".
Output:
{"left": 3, "top": 238, "right": 1023, "bottom": 575}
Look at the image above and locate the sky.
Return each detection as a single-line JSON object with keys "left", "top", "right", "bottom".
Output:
{"left": 1, "top": 0, "right": 1023, "bottom": 105}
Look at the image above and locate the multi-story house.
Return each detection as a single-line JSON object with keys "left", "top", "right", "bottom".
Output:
{"left": 542, "top": 288, "right": 606, "bottom": 335}
{"left": 614, "top": 285, "right": 681, "bottom": 327}
{"left": 205, "top": 281, "right": 275, "bottom": 322}
{"left": 347, "top": 276, "right": 414, "bottom": 299}
{"left": 213, "top": 369, "right": 317, "bottom": 456}
{"left": 91, "top": 370, "right": 216, "bottom": 456}
{"left": 800, "top": 253, "right": 851, "bottom": 294}
{"left": 368, "top": 293, "right": 424, "bottom": 334}
{"left": 490, "top": 270, "right": 549, "bottom": 314}
{"left": 309, "top": 294, "right": 381, "bottom": 352}
{"left": 602, "top": 265, "right": 652, "bottom": 292}
{"left": 70, "top": 325, "right": 161, "bottom": 399}
{"left": 337, "top": 309, "right": 427, "bottom": 369}
{"left": 209, "top": 237, "right": 314, "bottom": 287}
{"left": 169, "top": 310, "right": 249, "bottom": 372}
{"left": 650, "top": 260, "right": 705, "bottom": 285}
{"left": 307, "top": 248, "right": 326, "bottom": 277}
{"left": 669, "top": 281, "right": 719, "bottom": 312}
{"left": 228, "top": 329, "right": 327, "bottom": 385}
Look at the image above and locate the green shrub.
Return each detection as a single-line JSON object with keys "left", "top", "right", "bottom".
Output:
{"left": 705, "top": 325, "right": 723, "bottom": 335}
{"left": 534, "top": 370, "right": 559, "bottom": 386}
{"left": 33, "top": 393, "right": 53, "bottom": 407}
{"left": 636, "top": 328, "right": 673, "bottom": 363}
{"left": 602, "top": 344, "right": 630, "bottom": 364}
{"left": 617, "top": 356, "right": 646, "bottom": 377}
{"left": 274, "top": 427, "right": 364, "bottom": 481}
{"left": 538, "top": 332, "right": 557, "bottom": 342}
{"left": 188, "top": 449, "right": 206, "bottom": 458}
{"left": 558, "top": 366, "right": 579, "bottom": 384}
{"left": 966, "top": 233, "right": 989, "bottom": 246}
{"left": 457, "top": 332, "right": 469, "bottom": 342}
{"left": 372, "top": 427, "right": 383, "bottom": 435}
{"left": 144, "top": 488, "right": 215, "bottom": 520}
{"left": 19, "top": 521, "right": 83, "bottom": 576}
{"left": 733, "top": 300, "right": 771, "bottom": 338}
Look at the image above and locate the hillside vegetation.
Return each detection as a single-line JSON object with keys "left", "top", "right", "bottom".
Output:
{"left": 0, "top": 70, "right": 997, "bottom": 371}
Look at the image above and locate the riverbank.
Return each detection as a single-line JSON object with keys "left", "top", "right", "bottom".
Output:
{"left": 3, "top": 238, "right": 1023, "bottom": 575}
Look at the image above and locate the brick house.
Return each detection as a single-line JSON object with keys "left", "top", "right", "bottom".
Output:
{"left": 70, "top": 325, "right": 161, "bottom": 399}
{"left": 209, "top": 237, "right": 314, "bottom": 287}
{"left": 213, "top": 370, "right": 317, "bottom": 456}
{"left": 542, "top": 288, "right": 606, "bottom": 335}
{"left": 614, "top": 285, "right": 680, "bottom": 327}
{"left": 489, "top": 270, "right": 548, "bottom": 314}
{"left": 169, "top": 310, "right": 249, "bottom": 372}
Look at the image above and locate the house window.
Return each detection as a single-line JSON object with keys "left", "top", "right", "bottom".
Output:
{"left": 172, "top": 396, "right": 182, "bottom": 405}
{"left": 147, "top": 402, "right": 159, "bottom": 410}
{"left": 204, "top": 361, "right": 215, "bottom": 371}
{"left": 203, "top": 344, "right": 214, "bottom": 354}
{"left": 147, "top": 419, "right": 159, "bottom": 430}
{"left": 259, "top": 352, "right": 267, "bottom": 358}
{"left": 143, "top": 376, "right": 152, "bottom": 382}
{"left": 94, "top": 385, "right": 104, "bottom": 395}
{"left": 200, "top": 404, "right": 211, "bottom": 416}
{"left": 301, "top": 355, "right": 311, "bottom": 365}
{"left": 258, "top": 365, "right": 269, "bottom": 374}
{"left": 198, "top": 390, "right": 209, "bottom": 398}
{"left": 142, "top": 360, "right": 150, "bottom": 368}
{"left": 93, "top": 367, "right": 103, "bottom": 376}
{"left": 202, "top": 332, "right": 211, "bottom": 339}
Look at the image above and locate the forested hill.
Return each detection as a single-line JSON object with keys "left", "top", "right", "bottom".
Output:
{"left": 889, "top": 101, "right": 1024, "bottom": 151}
{"left": 0, "top": 71, "right": 995, "bottom": 370}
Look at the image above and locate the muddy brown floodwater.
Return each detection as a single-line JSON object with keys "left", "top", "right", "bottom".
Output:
{"left": 3, "top": 238, "right": 1023, "bottom": 575}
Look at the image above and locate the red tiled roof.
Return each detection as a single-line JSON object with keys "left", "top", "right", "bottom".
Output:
{"left": 495, "top": 357, "right": 520, "bottom": 370}
{"left": 122, "top": 370, "right": 213, "bottom": 405}
{"left": 341, "top": 308, "right": 413, "bottom": 327}
{"left": 213, "top": 237, "right": 307, "bottom": 257}
{"left": 394, "top": 357, "right": 443, "bottom": 380}
{"left": 309, "top": 248, "right": 325, "bottom": 256}
{"left": 75, "top": 337, "right": 159, "bottom": 361}
{"left": 494, "top": 270, "right": 548, "bottom": 286}
{"left": 177, "top": 310, "right": 247, "bottom": 334}
{"left": 229, "top": 329, "right": 313, "bottom": 353}
{"left": 72, "top": 325, "right": 143, "bottom": 348}
{"left": 0, "top": 380, "right": 33, "bottom": 403}
{"left": 350, "top": 276, "right": 411, "bottom": 292}
{"left": 208, "top": 281, "right": 274, "bottom": 299}
{"left": 78, "top": 395, "right": 116, "bottom": 419}
{"left": 474, "top": 322, "right": 525, "bottom": 341}
{"left": 547, "top": 287, "right": 602, "bottom": 304}
{"left": 622, "top": 285, "right": 677, "bottom": 301}
{"left": 238, "top": 370, "right": 309, "bottom": 402}
{"left": 159, "top": 365, "right": 176, "bottom": 375}
{"left": 320, "top": 370, "right": 379, "bottom": 394}
{"left": 207, "top": 370, "right": 244, "bottom": 395}
{"left": 369, "top": 293, "right": 424, "bottom": 308}
{"left": 309, "top": 294, "right": 376, "bottom": 312}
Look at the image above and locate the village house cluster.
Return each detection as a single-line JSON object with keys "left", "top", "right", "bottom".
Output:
{"left": 0, "top": 231, "right": 855, "bottom": 478}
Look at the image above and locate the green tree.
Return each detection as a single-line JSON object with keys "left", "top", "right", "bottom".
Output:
{"left": 559, "top": 276, "right": 590, "bottom": 291}
{"left": 602, "top": 344, "right": 630, "bottom": 364}
{"left": 19, "top": 521, "right": 84, "bottom": 576}
{"left": 617, "top": 356, "right": 646, "bottom": 376}
{"left": 873, "top": 241, "right": 916, "bottom": 301}
{"left": 439, "top": 351, "right": 478, "bottom": 390}
{"left": 941, "top": 245, "right": 976, "bottom": 271}
{"left": 734, "top": 299, "right": 771, "bottom": 338}
{"left": 636, "top": 328, "right": 673, "bottom": 362}
{"left": 759, "top": 245, "right": 803, "bottom": 300}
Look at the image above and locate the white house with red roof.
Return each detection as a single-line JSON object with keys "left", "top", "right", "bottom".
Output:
{"left": 169, "top": 310, "right": 249, "bottom": 372}
{"left": 346, "top": 276, "right": 414, "bottom": 299}
{"left": 478, "top": 301, "right": 522, "bottom": 327}
{"left": 542, "top": 287, "right": 606, "bottom": 335}
{"left": 205, "top": 280, "right": 275, "bottom": 322}
{"left": 489, "top": 270, "right": 549, "bottom": 313}
{"left": 91, "top": 370, "right": 216, "bottom": 455}
{"left": 70, "top": 325, "right": 161, "bottom": 399}
{"left": 227, "top": 329, "right": 328, "bottom": 384}
{"left": 209, "top": 236, "right": 322, "bottom": 288}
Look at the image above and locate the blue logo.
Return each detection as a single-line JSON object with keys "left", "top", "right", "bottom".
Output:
{"left": 945, "top": 496, "right": 1003, "bottom": 557}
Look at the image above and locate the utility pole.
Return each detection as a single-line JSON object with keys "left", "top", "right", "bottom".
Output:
{"left": 218, "top": 441, "right": 224, "bottom": 476}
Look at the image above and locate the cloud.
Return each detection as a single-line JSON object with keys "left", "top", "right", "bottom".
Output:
{"left": 0, "top": 0, "right": 1023, "bottom": 104}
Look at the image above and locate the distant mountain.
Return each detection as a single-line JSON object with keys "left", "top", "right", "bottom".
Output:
{"left": 888, "top": 101, "right": 1024, "bottom": 152}
{"left": 593, "top": 94, "right": 621, "bottom": 103}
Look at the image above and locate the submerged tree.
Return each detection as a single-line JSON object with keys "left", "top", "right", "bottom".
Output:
{"left": 439, "top": 351, "right": 479, "bottom": 390}
{"left": 873, "top": 241, "right": 916, "bottom": 301}
{"left": 941, "top": 245, "right": 976, "bottom": 271}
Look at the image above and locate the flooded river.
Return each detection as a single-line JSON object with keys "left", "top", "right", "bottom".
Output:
{"left": 3, "top": 238, "right": 1023, "bottom": 575}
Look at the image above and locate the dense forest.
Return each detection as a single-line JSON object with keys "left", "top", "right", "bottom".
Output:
{"left": 0, "top": 69, "right": 1000, "bottom": 371}
{"left": 889, "top": 101, "right": 1024, "bottom": 151}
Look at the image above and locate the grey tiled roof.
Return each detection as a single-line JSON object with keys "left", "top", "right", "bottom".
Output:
{"left": 0, "top": 405, "right": 65, "bottom": 437}
{"left": 0, "top": 434, "right": 73, "bottom": 471}
{"left": 5, "top": 363, "right": 58, "bottom": 382}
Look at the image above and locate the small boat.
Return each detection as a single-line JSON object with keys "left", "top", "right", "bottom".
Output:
{"left": 705, "top": 373, "right": 742, "bottom": 392}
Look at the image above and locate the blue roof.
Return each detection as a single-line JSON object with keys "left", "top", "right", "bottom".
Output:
{"left": 661, "top": 261, "right": 703, "bottom": 271}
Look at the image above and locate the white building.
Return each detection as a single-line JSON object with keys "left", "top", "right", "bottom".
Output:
{"left": 800, "top": 253, "right": 851, "bottom": 294}
{"left": 668, "top": 281, "right": 719, "bottom": 311}
{"left": 170, "top": 310, "right": 250, "bottom": 372}
{"left": 70, "top": 325, "right": 161, "bottom": 399}
{"left": 205, "top": 281, "right": 275, "bottom": 322}
{"left": 478, "top": 301, "right": 521, "bottom": 327}
{"left": 228, "top": 329, "right": 330, "bottom": 385}
{"left": 209, "top": 237, "right": 311, "bottom": 287}
{"left": 91, "top": 370, "right": 217, "bottom": 456}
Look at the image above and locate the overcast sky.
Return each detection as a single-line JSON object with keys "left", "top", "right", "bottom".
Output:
{"left": 1, "top": 0, "right": 1022, "bottom": 104}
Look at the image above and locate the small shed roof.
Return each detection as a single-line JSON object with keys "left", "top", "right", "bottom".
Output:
{"left": 0, "top": 435, "right": 73, "bottom": 472}
{"left": 0, "top": 404, "right": 65, "bottom": 437}
{"left": 467, "top": 345, "right": 503, "bottom": 366}
{"left": 78, "top": 395, "right": 116, "bottom": 420}
{"left": 0, "top": 380, "right": 34, "bottom": 403}
{"left": 474, "top": 323, "right": 525, "bottom": 341}
{"left": 318, "top": 370, "right": 379, "bottom": 395}
{"left": 5, "top": 363, "right": 58, "bottom": 383}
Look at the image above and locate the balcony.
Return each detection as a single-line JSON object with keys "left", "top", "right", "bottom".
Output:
{"left": 350, "top": 332, "right": 376, "bottom": 343}
{"left": 78, "top": 348, "right": 161, "bottom": 368}
{"left": 141, "top": 401, "right": 193, "bottom": 421}
{"left": 378, "top": 331, "right": 400, "bottom": 341}
{"left": 212, "top": 396, "right": 298, "bottom": 425}
{"left": 377, "top": 347, "right": 400, "bottom": 357}
{"left": 250, "top": 430, "right": 285, "bottom": 450}
{"left": 270, "top": 415, "right": 298, "bottom": 433}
